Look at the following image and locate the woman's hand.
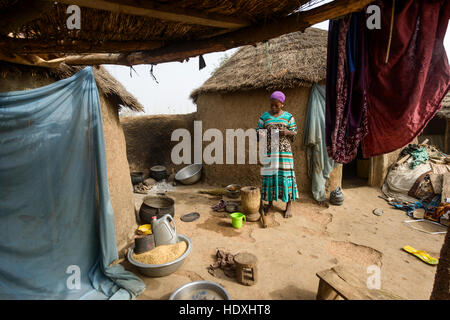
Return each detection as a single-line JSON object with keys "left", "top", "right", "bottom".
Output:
{"left": 279, "top": 128, "right": 289, "bottom": 136}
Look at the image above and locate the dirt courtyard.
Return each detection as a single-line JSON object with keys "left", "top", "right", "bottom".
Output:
{"left": 122, "top": 183, "right": 446, "bottom": 300}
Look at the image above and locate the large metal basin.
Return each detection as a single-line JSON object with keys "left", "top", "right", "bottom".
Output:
{"left": 175, "top": 164, "right": 202, "bottom": 185}
{"left": 169, "top": 280, "right": 231, "bottom": 300}
{"left": 127, "top": 234, "right": 192, "bottom": 277}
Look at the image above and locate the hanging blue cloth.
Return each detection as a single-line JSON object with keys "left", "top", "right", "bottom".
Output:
{"left": 303, "top": 84, "right": 338, "bottom": 202}
{"left": 0, "top": 67, "right": 145, "bottom": 299}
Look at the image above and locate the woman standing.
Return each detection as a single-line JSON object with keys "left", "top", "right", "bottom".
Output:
{"left": 256, "top": 91, "right": 299, "bottom": 218}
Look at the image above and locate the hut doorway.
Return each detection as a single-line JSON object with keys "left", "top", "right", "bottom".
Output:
{"left": 418, "top": 115, "right": 447, "bottom": 153}
{"left": 342, "top": 146, "right": 369, "bottom": 189}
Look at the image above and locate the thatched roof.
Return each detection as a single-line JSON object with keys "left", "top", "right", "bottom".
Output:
{"left": 1, "top": 0, "right": 304, "bottom": 42}
{"left": 91, "top": 66, "right": 144, "bottom": 112}
{"left": 437, "top": 92, "right": 450, "bottom": 119}
{"left": 0, "top": 0, "right": 373, "bottom": 67}
{"left": 191, "top": 27, "right": 327, "bottom": 100}
{"left": 0, "top": 62, "right": 143, "bottom": 112}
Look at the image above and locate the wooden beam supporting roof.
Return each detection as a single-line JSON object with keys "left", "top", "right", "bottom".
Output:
{"left": 0, "top": 38, "right": 164, "bottom": 54}
{"left": 57, "top": 0, "right": 374, "bottom": 66}
{"left": 47, "top": 0, "right": 250, "bottom": 28}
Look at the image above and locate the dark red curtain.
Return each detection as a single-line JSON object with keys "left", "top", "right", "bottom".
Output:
{"left": 362, "top": 0, "right": 450, "bottom": 157}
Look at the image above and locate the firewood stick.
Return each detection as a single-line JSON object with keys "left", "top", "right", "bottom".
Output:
{"left": 259, "top": 200, "right": 267, "bottom": 228}
{"left": 395, "top": 154, "right": 411, "bottom": 167}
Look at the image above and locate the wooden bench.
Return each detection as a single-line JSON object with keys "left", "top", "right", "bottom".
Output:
{"left": 316, "top": 266, "right": 403, "bottom": 300}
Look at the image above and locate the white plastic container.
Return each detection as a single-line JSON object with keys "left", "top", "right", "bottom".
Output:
{"left": 151, "top": 214, "right": 177, "bottom": 246}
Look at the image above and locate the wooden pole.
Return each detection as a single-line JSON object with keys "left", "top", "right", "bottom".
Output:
{"left": 445, "top": 119, "right": 450, "bottom": 154}
{"left": 430, "top": 224, "right": 450, "bottom": 299}
{"left": 42, "top": 0, "right": 250, "bottom": 28}
{"left": 0, "top": 38, "right": 164, "bottom": 54}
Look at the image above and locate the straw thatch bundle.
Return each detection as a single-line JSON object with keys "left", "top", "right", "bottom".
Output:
{"left": 2, "top": 0, "right": 306, "bottom": 42}
{"left": 191, "top": 27, "right": 327, "bottom": 100}
{"left": 0, "top": 62, "right": 143, "bottom": 112}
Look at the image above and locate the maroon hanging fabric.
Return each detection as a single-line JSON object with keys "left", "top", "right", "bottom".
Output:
{"left": 327, "top": 13, "right": 369, "bottom": 163}
{"left": 362, "top": 0, "right": 450, "bottom": 157}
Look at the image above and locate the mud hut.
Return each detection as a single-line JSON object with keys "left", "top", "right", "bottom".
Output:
{"left": 0, "top": 62, "right": 143, "bottom": 254}
{"left": 190, "top": 28, "right": 342, "bottom": 193}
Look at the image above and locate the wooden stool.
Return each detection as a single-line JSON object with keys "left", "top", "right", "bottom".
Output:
{"left": 234, "top": 253, "right": 257, "bottom": 286}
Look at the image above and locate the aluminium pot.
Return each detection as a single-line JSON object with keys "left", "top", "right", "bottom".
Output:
{"left": 139, "top": 195, "right": 175, "bottom": 224}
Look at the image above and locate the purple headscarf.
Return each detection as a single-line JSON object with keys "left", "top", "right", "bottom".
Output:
{"left": 270, "top": 91, "right": 286, "bottom": 103}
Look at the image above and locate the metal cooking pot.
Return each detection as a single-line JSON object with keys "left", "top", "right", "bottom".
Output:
{"left": 150, "top": 165, "right": 168, "bottom": 181}
{"left": 225, "top": 202, "right": 239, "bottom": 213}
{"left": 139, "top": 195, "right": 175, "bottom": 224}
{"left": 130, "top": 172, "right": 145, "bottom": 185}
{"left": 134, "top": 234, "right": 155, "bottom": 254}
{"left": 226, "top": 184, "right": 241, "bottom": 199}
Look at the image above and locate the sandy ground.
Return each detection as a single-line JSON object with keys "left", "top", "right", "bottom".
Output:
{"left": 121, "top": 182, "right": 446, "bottom": 300}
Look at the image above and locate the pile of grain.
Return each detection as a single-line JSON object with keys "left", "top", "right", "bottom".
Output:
{"left": 132, "top": 241, "right": 187, "bottom": 265}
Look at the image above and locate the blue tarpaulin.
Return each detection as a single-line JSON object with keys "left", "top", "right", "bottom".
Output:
{"left": 0, "top": 67, "right": 145, "bottom": 299}
{"left": 303, "top": 84, "right": 338, "bottom": 202}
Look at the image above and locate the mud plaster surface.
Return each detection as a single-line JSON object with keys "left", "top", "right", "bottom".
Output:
{"left": 121, "top": 184, "right": 445, "bottom": 300}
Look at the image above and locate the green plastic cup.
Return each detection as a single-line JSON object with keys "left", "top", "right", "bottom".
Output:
{"left": 230, "top": 212, "right": 246, "bottom": 229}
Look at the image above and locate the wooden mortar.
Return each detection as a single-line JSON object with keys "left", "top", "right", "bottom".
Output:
{"left": 240, "top": 186, "right": 261, "bottom": 222}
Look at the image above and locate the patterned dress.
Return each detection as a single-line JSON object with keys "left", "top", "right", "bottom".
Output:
{"left": 256, "top": 111, "right": 299, "bottom": 203}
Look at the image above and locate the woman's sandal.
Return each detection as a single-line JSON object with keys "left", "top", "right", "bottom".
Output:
{"left": 402, "top": 245, "right": 438, "bottom": 265}
{"left": 211, "top": 200, "right": 227, "bottom": 211}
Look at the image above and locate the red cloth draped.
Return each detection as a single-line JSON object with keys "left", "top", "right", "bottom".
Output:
{"left": 362, "top": 0, "right": 450, "bottom": 157}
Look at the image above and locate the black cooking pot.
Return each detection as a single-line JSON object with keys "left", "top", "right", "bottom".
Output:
{"left": 150, "top": 165, "right": 168, "bottom": 181}
{"left": 139, "top": 195, "right": 175, "bottom": 224}
{"left": 131, "top": 172, "right": 144, "bottom": 185}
